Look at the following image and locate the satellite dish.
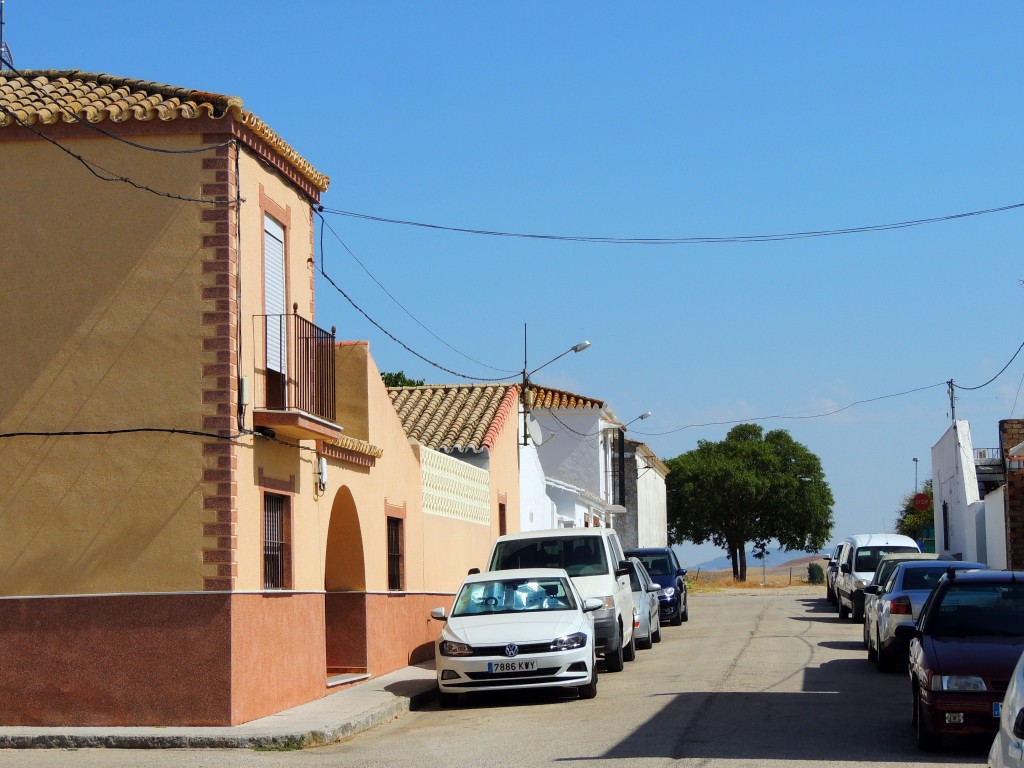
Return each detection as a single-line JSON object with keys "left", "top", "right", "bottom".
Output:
{"left": 527, "top": 416, "right": 544, "bottom": 445}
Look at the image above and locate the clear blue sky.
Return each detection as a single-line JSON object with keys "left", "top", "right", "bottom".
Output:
{"left": 9, "top": 3, "right": 1024, "bottom": 566}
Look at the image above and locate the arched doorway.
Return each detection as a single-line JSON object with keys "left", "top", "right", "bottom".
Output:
{"left": 324, "top": 485, "right": 368, "bottom": 678}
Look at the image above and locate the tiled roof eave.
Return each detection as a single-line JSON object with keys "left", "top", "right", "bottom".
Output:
{"left": 0, "top": 70, "right": 329, "bottom": 195}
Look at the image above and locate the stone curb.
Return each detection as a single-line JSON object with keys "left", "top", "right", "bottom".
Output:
{"left": 0, "top": 683, "right": 437, "bottom": 750}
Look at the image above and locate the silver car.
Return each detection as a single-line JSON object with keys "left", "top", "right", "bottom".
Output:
{"left": 861, "top": 552, "right": 951, "bottom": 650}
{"left": 865, "top": 560, "right": 986, "bottom": 672}
{"left": 627, "top": 557, "right": 661, "bottom": 650}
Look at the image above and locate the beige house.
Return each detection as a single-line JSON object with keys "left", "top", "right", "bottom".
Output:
{"left": 0, "top": 69, "right": 510, "bottom": 727}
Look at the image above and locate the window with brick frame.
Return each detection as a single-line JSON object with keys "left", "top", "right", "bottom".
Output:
{"left": 387, "top": 516, "right": 404, "bottom": 591}
{"left": 263, "top": 492, "right": 291, "bottom": 589}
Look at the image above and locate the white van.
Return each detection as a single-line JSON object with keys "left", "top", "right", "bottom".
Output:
{"left": 486, "top": 528, "right": 636, "bottom": 672}
{"left": 835, "top": 532, "right": 920, "bottom": 621}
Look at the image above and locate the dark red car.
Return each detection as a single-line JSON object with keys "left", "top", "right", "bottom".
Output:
{"left": 895, "top": 569, "right": 1024, "bottom": 751}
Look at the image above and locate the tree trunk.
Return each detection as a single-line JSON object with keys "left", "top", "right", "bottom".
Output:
{"left": 738, "top": 546, "right": 748, "bottom": 582}
{"left": 729, "top": 541, "right": 740, "bottom": 580}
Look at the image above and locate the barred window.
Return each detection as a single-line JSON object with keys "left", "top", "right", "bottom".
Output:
{"left": 264, "top": 493, "right": 290, "bottom": 590}
{"left": 387, "top": 516, "right": 404, "bottom": 591}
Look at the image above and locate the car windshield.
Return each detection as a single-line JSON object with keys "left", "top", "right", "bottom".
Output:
{"left": 855, "top": 546, "right": 918, "bottom": 574}
{"left": 451, "top": 577, "right": 576, "bottom": 617}
{"left": 490, "top": 538, "right": 609, "bottom": 577}
{"left": 873, "top": 559, "right": 907, "bottom": 587}
{"left": 930, "top": 583, "right": 1024, "bottom": 636}
{"left": 634, "top": 555, "right": 673, "bottom": 580}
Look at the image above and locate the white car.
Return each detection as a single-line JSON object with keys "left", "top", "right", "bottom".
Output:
{"left": 990, "top": 639, "right": 1024, "bottom": 768}
{"left": 430, "top": 568, "right": 602, "bottom": 706}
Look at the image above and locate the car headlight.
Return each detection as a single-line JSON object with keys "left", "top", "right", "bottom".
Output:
{"left": 550, "top": 632, "right": 588, "bottom": 651}
{"left": 931, "top": 675, "right": 988, "bottom": 692}
{"left": 439, "top": 640, "right": 473, "bottom": 657}
{"left": 657, "top": 587, "right": 677, "bottom": 598}
{"left": 596, "top": 595, "right": 615, "bottom": 610}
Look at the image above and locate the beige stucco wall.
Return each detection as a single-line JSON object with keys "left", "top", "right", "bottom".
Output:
{"left": 232, "top": 148, "right": 322, "bottom": 592}
{"left": 0, "top": 130, "right": 216, "bottom": 595}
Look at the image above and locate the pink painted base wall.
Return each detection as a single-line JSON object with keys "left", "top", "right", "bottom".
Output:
{"left": 0, "top": 592, "right": 327, "bottom": 727}
{"left": 326, "top": 591, "right": 452, "bottom": 675}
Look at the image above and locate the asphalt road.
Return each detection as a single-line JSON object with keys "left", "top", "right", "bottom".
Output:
{"left": 0, "top": 587, "right": 992, "bottom": 768}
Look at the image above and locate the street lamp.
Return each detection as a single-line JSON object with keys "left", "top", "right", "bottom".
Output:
{"left": 913, "top": 457, "right": 919, "bottom": 492}
{"left": 520, "top": 327, "right": 590, "bottom": 445}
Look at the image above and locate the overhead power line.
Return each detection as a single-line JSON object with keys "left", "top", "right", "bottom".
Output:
{"left": 320, "top": 201, "right": 1024, "bottom": 246}
{"left": 315, "top": 212, "right": 518, "bottom": 376}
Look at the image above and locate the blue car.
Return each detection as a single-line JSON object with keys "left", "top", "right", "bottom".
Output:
{"left": 624, "top": 547, "right": 688, "bottom": 626}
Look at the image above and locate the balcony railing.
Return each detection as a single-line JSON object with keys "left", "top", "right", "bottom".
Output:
{"left": 254, "top": 312, "right": 337, "bottom": 424}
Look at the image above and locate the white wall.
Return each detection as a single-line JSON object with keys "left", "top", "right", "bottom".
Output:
{"left": 931, "top": 420, "right": 982, "bottom": 561}
{"left": 532, "top": 408, "right": 604, "bottom": 497}
{"left": 636, "top": 448, "right": 668, "bottom": 547}
{"left": 985, "top": 486, "right": 1008, "bottom": 568}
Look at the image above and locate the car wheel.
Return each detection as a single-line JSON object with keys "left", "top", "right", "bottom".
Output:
{"left": 876, "top": 630, "right": 893, "bottom": 672}
{"left": 866, "top": 625, "right": 877, "bottom": 662}
{"left": 605, "top": 630, "right": 625, "bottom": 673}
{"left": 670, "top": 605, "right": 683, "bottom": 626}
{"left": 862, "top": 617, "right": 870, "bottom": 650}
{"left": 578, "top": 658, "right": 598, "bottom": 699}
{"left": 623, "top": 632, "right": 636, "bottom": 662}
{"left": 916, "top": 688, "right": 941, "bottom": 751}
{"left": 638, "top": 631, "right": 652, "bottom": 650}
{"left": 680, "top": 591, "right": 689, "bottom": 623}
{"left": 438, "top": 689, "right": 459, "bottom": 708}
{"left": 838, "top": 599, "right": 850, "bottom": 620}
{"left": 652, "top": 617, "right": 662, "bottom": 644}
{"left": 826, "top": 584, "right": 836, "bottom": 606}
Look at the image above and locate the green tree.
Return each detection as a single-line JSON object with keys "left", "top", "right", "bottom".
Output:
{"left": 381, "top": 371, "right": 425, "bottom": 387}
{"left": 895, "top": 478, "right": 933, "bottom": 540}
{"left": 666, "top": 423, "right": 834, "bottom": 582}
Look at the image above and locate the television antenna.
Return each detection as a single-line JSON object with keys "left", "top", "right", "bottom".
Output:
{"left": 0, "top": 0, "right": 12, "bottom": 70}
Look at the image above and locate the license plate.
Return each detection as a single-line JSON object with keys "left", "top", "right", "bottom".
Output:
{"left": 994, "top": 702, "right": 1002, "bottom": 718}
{"left": 488, "top": 660, "right": 537, "bottom": 673}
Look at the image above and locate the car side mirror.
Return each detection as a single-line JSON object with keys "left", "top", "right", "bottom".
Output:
{"left": 648, "top": 583, "right": 661, "bottom": 592}
{"left": 863, "top": 585, "right": 879, "bottom": 595}
{"left": 430, "top": 607, "right": 447, "bottom": 621}
{"left": 467, "top": 567, "right": 480, "bottom": 575}
{"left": 583, "top": 598, "right": 604, "bottom": 613}
{"left": 615, "top": 561, "right": 630, "bottom": 578}
{"left": 841, "top": 564, "right": 851, "bottom": 574}
{"left": 679, "top": 568, "right": 688, "bottom": 577}
{"left": 893, "top": 624, "right": 919, "bottom": 641}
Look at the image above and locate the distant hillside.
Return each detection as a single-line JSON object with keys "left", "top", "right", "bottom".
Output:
{"left": 690, "top": 550, "right": 827, "bottom": 572}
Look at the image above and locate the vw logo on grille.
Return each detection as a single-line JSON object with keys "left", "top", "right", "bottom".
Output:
{"left": 504, "top": 643, "right": 519, "bottom": 657}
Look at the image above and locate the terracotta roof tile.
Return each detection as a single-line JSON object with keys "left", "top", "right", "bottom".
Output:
{"left": 526, "top": 384, "right": 604, "bottom": 411}
{"left": 387, "top": 384, "right": 519, "bottom": 453}
{"left": 0, "top": 69, "right": 329, "bottom": 192}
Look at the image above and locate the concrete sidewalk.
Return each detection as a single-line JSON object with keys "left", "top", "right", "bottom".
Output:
{"left": 0, "top": 662, "right": 438, "bottom": 750}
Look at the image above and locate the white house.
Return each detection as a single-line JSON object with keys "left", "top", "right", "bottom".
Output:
{"left": 931, "top": 419, "right": 1007, "bottom": 566}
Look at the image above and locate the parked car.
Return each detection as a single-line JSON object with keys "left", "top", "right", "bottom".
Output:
{"left": 989, "top": 642, "right": 1024, "bottom": 768}
{"left": 835, "top": 533, "right": 920, "bottom": 621}
{"left": 487, "top": 528, "right": 636, "bottom": 672}
{"left": 865, "top": 559, "right": 986, "bottom": 671}
{"left": 430, "top": 568, "right": 602, "bottom": 706}
{"left": 625, "top": 546, "right": 688, "bottom": 625}
{"left": 626, "top": 557, "right": 661, "bottom": 650}
{"left": 824, "top": 543, "right": 843, "bottom": 606}
{"left": 895, "top": 569, "right": 1024, "bottom": 751}
{"left": 862, "top": 552, "right": 953, "bottom": 650}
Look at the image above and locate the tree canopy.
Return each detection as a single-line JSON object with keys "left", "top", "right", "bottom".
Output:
{"left": 895, "top": 478, "right": 932, "bottom": 541}
{"left": 381, "top": 371, "right": 425, "bottom": 387}
{"left": 666, "top": 423, "right": 834, "bottom": 581}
